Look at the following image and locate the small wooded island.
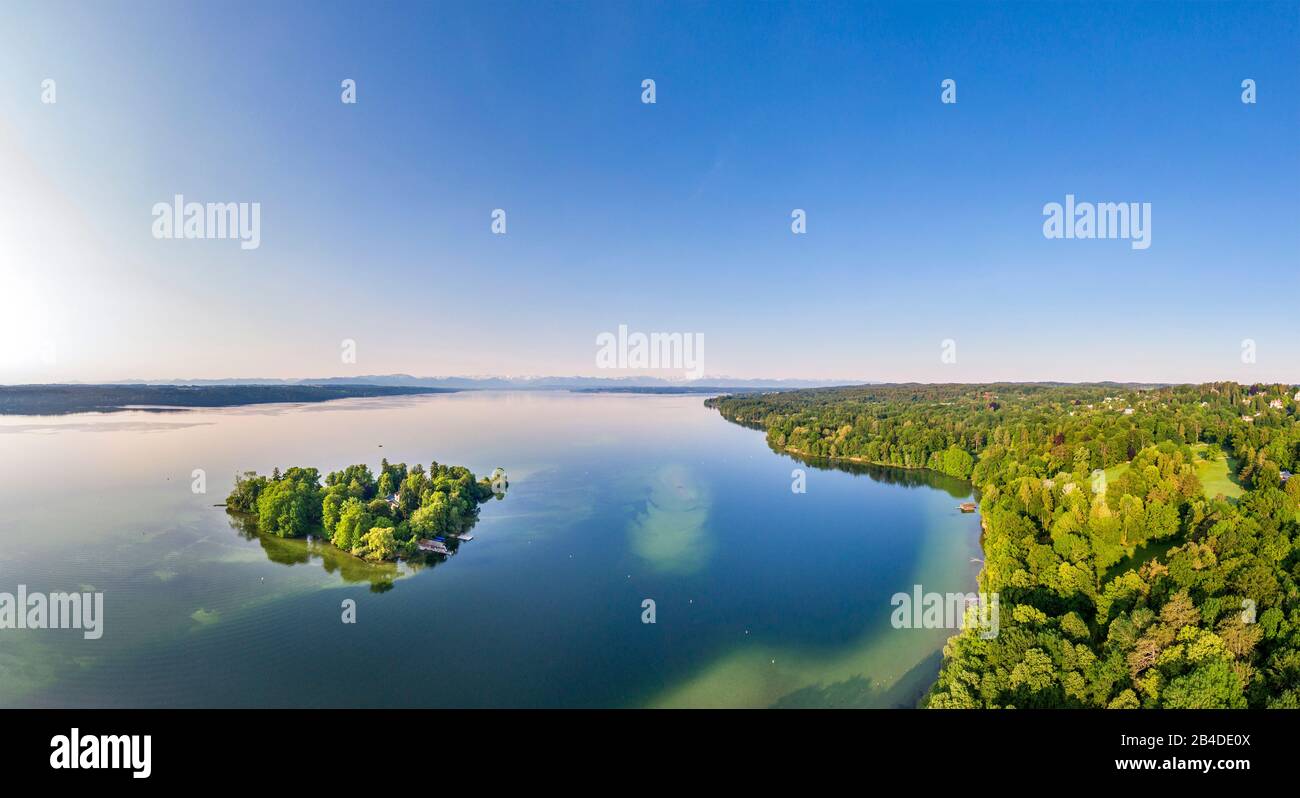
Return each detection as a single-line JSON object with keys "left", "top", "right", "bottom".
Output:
{"left": 226, "top": 459, "right": 506, "bottom": 562}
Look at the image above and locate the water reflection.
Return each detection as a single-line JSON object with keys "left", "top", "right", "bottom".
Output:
{"left": 2, "top": 392, "right": 982, "bottom": 708}
{"left": 225, "top": 512, "right": 437, "bottom": 592}
{"left": 724, "top": 414, "right": 975, "bottom": 499}
{"left": 770, "top": 650, "right": 944, "bottom": 708}
{"left": 778, "top": 450, "right": 974, "bottom": 499}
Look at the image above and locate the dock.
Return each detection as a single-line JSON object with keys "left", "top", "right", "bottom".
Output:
{"left": 417, "top": 539, "right": 452, "bottom": 555}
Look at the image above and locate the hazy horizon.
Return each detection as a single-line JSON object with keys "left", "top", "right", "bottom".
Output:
{"left": 4, "top": 373, "right": 1293, "bottom": 389}
{"left": 2, "top": 0, "right": 1297, "bottom": 385}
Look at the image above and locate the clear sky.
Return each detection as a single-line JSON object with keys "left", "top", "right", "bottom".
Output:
{"left": 1, "top": 0, "right": 1297, "bottom": 384}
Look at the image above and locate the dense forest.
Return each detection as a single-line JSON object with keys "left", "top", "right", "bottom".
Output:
{"left": 226, "top": 459, "right": 507, "bottom": 562}
{"left": 707, "top": 382, "right": 1300, "bottom": 708}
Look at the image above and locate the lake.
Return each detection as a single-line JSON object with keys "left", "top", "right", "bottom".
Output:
{"left": 0, "top": 391, "right": 981, "bottom": 707}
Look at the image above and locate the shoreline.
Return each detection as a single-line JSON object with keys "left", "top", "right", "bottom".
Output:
{"left": 718, "top": 414, "right": 988, "bottom": 707}
{"left": 0, "top": 384, "right": 457, "bottom": 416}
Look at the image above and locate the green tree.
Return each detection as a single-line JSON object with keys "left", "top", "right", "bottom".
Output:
{"left": 332, "top": 497, "right": 372, "bottom": 551}
{"left": 355, "top": 526, "right": 397, "bottom": 561}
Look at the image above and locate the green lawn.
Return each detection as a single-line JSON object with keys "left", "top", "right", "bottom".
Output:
{"left": 1100, "top": 444, "right": 1242, "bottom": 501}
{"left": 1191, "top": 444, "right": 1244, "bottom": 501}
{"left": 1098, "top": 446, "right": 1246, "bottom": 582}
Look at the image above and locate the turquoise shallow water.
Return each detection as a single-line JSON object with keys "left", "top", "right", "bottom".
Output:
{"left": 0, "top": 391, "right": 980, "bottom": 707}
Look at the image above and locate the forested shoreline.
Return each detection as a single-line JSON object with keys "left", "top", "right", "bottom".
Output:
{"left": 708, "top": 382, "right": 1300, "bottom": 708}
{"left": 0, "top": 384, "right": 455, "bottom": 415}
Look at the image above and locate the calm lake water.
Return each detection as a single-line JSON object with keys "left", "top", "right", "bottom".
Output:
{"left": 0, "top": 391, "right": 980, "bottom": 707}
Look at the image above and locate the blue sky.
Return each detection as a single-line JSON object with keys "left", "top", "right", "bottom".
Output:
{"left": 1, "top": 0, "right": 1297, "bottom": 383}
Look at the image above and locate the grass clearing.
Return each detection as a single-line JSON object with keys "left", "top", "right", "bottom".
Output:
{"left": 1191, "top": 444, "right": 1244, "bottom": 501}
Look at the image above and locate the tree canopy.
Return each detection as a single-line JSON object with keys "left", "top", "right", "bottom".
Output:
{"left": 227, "top": 459, "right": 507, "bottom": 562}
